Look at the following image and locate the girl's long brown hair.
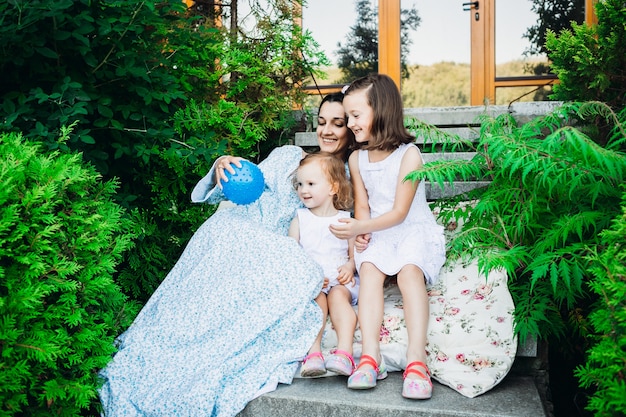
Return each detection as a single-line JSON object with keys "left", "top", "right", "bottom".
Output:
{"left": 344, "top": 73, "right": 414, "bottom": 152}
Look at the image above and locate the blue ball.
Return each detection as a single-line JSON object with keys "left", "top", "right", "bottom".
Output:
{"left": 222, "top": 160, "right": 265, "bottom": 205}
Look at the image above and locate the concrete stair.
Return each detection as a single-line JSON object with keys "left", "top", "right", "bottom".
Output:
{"left": 238, "top": 372, "right": 546, "bottom": 417}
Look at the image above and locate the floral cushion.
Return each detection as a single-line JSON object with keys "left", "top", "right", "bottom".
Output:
{"left": 425, "top": 261, "right": 517, "bottom": 397}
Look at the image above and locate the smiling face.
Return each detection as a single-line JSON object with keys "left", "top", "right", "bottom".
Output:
{"left": 316, "top": 101, "right": 351, "bottom": 158}
{"left": 294, "top": 160, "right": 336, "bottom": 211}
{"left": 343, "top": 89, "right": 374, "bottom": 144}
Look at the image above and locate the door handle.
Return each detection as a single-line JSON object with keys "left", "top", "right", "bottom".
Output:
{"left": 462, "top": 1, "right": 479, "bottom": 11}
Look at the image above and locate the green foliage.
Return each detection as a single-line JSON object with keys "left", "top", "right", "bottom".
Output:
{"left": 524, "top": 0, "right": 585, "bottom": 56}
{"left": 574, "top": 191, "right": 626, "bottom": 417}
{"left": 0, "top": 130, "right": 138, "bottom": 416}
{"left": 546, "top": 0, "right": 626, "bottom": 108}
{"left": 335, "top": 0, "right": 420, "bottom": 82}
{"left": 407, "top": 101, "right": 626, "bottom": 344}
{"left": 0, "top": 0, "right": 327, "bottom": 302}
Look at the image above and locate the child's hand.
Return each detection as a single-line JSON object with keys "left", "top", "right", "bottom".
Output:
{"left": 322, "top": 277, "right": 330, "bottom": 289}
{"left": 336, "top": 265, "right": 355, "bottom": 287}
{"left": 355, "top": 233, "right": 371, "bottom": 253}
{"left": 329, "top": 218, "right": 362, "bottom": 240}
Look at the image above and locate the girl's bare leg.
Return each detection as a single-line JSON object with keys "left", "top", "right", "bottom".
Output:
{"left": 308, "top": 292, "right": 328, "bottom": 354}
{"left": 301, "top": 292, "right": 329, "bottom": 377}
{"left": 356, "top": 262, "right": 386, "bottom": 369}
{"left": 327, "top": 286, "right": 357, "bottom": 354}
{"left": 397, "top": 265, "right": 429, "bottom": 370}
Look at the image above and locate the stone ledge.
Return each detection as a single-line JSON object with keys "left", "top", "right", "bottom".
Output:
{"left": 238, "top": 373, "right": 546, "bottom": 417}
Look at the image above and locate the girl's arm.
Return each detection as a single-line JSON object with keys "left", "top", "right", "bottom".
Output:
{"left": 349, "top": 151, "right": 372, "bottom": 252}
{"left": 330, "top": 146, "right": 423, "bottom": 239}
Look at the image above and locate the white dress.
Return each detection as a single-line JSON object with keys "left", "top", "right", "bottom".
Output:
{"left": 296, "top": 208, "right": 359, "bottom": 304}
{"left": 354, "top": 143, "right": 446, "bottom": 284}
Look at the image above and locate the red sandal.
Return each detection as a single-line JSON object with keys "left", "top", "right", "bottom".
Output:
{"left": 402, "top": 361, "right": 432, "bottom": 399}
{"left": 347, "top": 354, "right": 387, "bottom": 389}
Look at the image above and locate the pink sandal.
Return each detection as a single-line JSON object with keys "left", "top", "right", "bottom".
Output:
{"left": 402, "top": 361, "right": 433, "bottom": 399}
{"left": 324, "top": 349, "right": 355, "bottom": 376}
{"left": 300, "top": 352, "right": 326, "bottom": 377}
{"left": 346, "top": 354, "right": 387, "bottom": 389}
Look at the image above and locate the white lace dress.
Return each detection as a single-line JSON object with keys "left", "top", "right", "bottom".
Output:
{"left": 354, "top": 143, "right": 446, "bottom": 284}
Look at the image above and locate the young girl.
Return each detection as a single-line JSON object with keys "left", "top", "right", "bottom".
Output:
{"left": 330, "top": 74, "right": 446, "bottom": 399}
{"left": 288, "top": 152, "right": 359, "bottom": 378}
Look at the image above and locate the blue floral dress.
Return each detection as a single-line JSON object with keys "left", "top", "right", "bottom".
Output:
{"left": 99, "top": 146, "right": 324, "bottom": 417}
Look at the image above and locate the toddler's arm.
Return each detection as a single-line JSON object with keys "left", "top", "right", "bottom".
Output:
{"left": 287, "top": 214, "right": 300, "bottom": 242}
{"left": 336, "top": 237, "right": 356, "bottom": 287}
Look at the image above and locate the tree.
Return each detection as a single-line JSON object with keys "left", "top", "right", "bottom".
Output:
{"left": 523, "top": 0, "right": 585, "bottom": 56}
{"left": 335, "top": 0, "right": 420, "bottom": 82}
{"left": 546, "top": 0, "right": 626, "bottom": 109}
{"left": 0, "top": 0, "right": 327, "bottom": 302}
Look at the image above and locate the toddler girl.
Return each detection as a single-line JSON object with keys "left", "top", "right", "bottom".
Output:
{"left": 289, "top": 152, "right": 359, "bottom": 378}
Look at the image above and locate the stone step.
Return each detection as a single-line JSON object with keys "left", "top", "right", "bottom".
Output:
{"left": 238, "top": 372, "right": 546, "bottom": 417}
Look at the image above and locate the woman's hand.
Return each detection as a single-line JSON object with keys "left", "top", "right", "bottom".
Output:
{"left": 215, "top": 156, "right": 245, "bottom": 186}
{"left": 354, "top": 233, "right": 371, "bottom": 253}
{"left": 321, "top": 277, "right": 330, "bottom": 289}
{"left": 329, "top": 218, "right": 363, "bottom": 240}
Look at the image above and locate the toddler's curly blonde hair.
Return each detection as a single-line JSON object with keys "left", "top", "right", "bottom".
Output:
{"left": 293, "top": 152, "right": 353, "bottom": 211}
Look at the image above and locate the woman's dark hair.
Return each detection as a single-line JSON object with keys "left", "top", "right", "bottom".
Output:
{"left": 318, "top": 92, "right": 346, "bottom": 111}
{"left": 344, "top": 74, "right": 414, "bottom": 152}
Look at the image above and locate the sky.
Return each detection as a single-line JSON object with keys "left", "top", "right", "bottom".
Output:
{"left": 302, "top": 0, "right": 541, "bottom": 66}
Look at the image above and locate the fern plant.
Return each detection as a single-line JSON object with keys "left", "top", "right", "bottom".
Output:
{"left": 407, "top": 101, "right": 626, "bottom": 343}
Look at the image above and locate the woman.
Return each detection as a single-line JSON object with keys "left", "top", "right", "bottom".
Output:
{"left": 99, "top": 93, "right": 354, "bottom": 417}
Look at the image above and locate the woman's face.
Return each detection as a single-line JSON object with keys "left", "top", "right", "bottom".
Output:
{"left": 316, "top": 101, "right": 351, "bottom": 158}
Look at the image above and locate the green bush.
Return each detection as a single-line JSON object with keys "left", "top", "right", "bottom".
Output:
{"left": 575, "top": 191, "right": 626, "bottom": 417}
{"left": 409, "top": 101, "right": 626, "bottom": 416}
{"left": 0, "top": 130, "right": 137, "bottom": 416}
{"left": 546, "top": 0, "right": 626, "bottom": 108}
{"left": 409, "top": 101, "right": 626, "bottom": 343}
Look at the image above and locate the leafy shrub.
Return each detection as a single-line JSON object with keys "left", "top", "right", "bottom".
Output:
{"left": 546, "top": 0, "right": 626, "bottom": 108}
{"left": 409, "top": 101, "right": 626, "bottom": 344}
{"left": 0, "top": 130, "right": 137, "bottom": 416}
{"left": 575, "top": 191, "right": 626, "bottom": 417}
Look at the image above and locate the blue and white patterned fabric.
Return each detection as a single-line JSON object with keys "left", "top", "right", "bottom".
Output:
{"left": 99, "top": 146, "right": 324, "bottom": 417}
